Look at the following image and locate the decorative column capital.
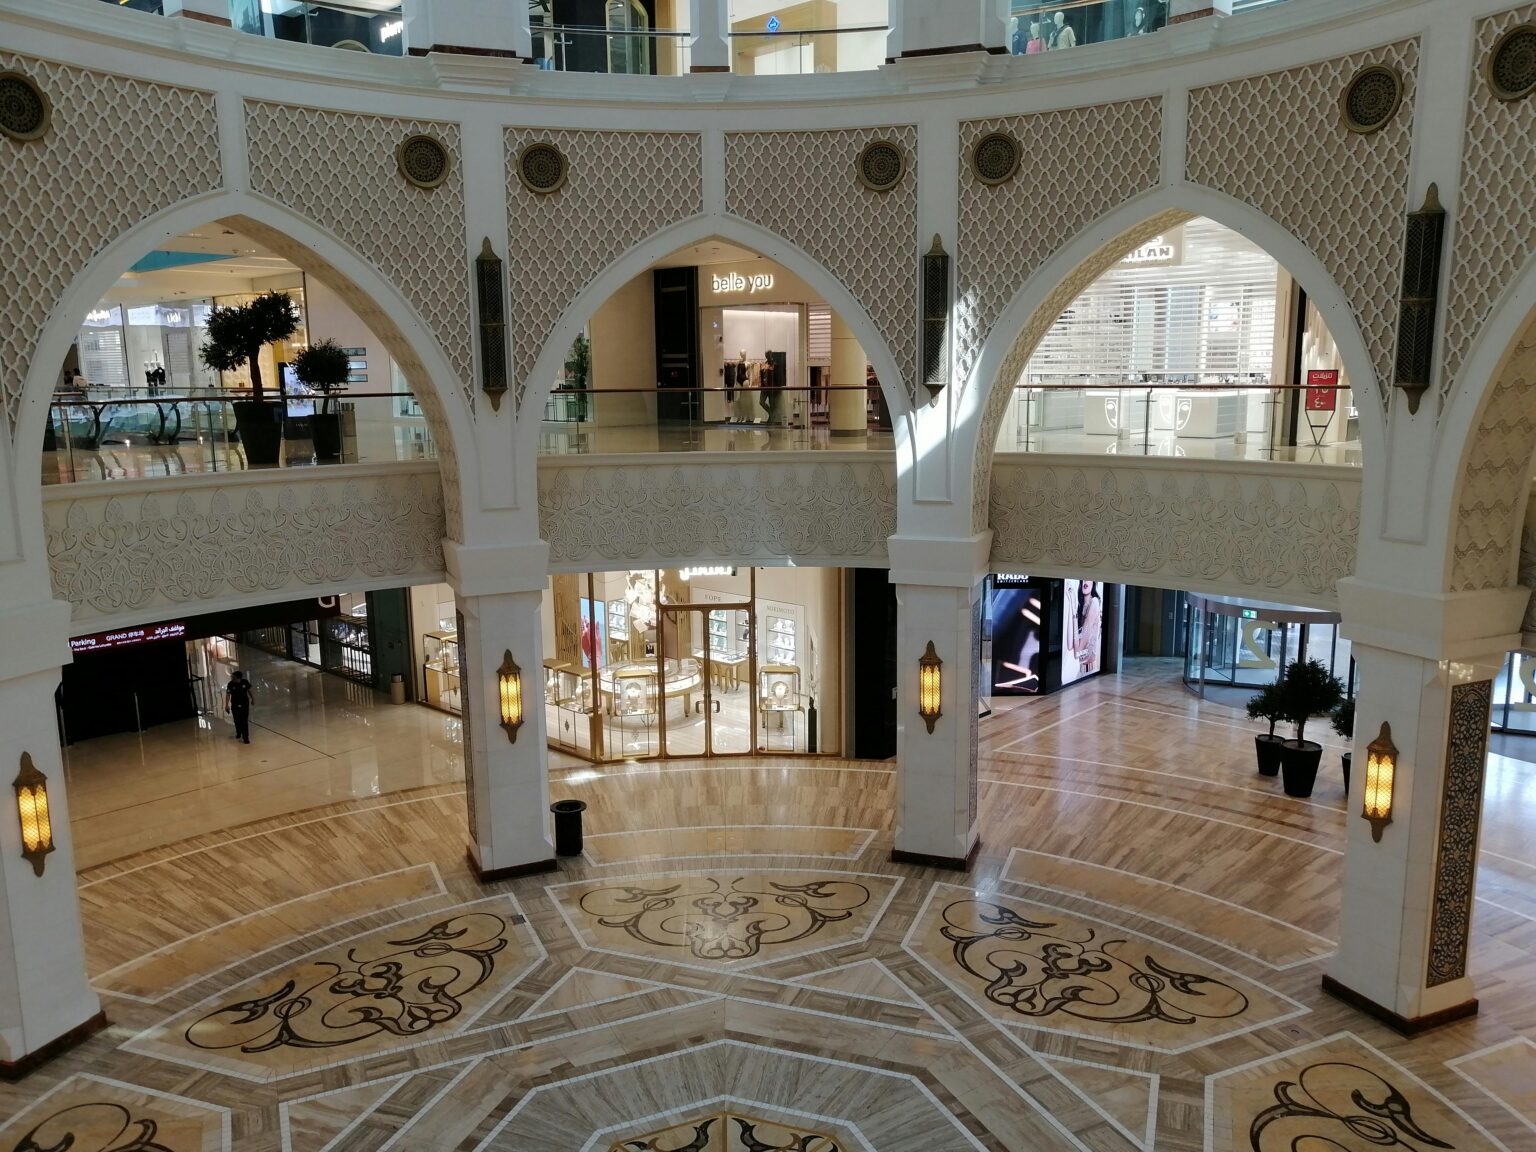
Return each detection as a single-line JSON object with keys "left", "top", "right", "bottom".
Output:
{"left": 1336, "top": 578, "right": 1528, "bottom": 664}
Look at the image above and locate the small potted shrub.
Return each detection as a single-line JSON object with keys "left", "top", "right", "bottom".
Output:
{"left": 293, "top": 338, "right": 351, "bottom": 461}
{"left": 1277, "top": 658, "right": 1345, "bottom": 798}
{"left": 1246, "top": 679, "right": 1286, "bottom": 777}
{"left": 200, "top": 291, "right": 301, "bottom": 467}
{"left": 1332, "top": 697, "right": 1355, "bottom": 797}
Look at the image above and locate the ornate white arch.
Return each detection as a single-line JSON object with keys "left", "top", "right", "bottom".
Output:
{"left": 8, "top": 189, "right": 475, "bottom": 597}
{"left": 512, "top": 213, "right": 916, "bottom": 483}
{"left": 957, "top": 184, "right": 1386, "bottom": 532}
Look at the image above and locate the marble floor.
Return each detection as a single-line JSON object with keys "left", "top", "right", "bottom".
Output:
{"left": 11, "top": 660, "right": 1536, "bottom": 1150}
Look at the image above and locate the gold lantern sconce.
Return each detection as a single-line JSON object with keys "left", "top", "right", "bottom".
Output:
{"left": 13, "top": 753, "right": 54, "bottom": 877}
{"left": 1362, "top": 721, "right": 1397, "bottom": 842}
{"left": 918, "top": 641, "right": 943, "bottom": 734}
{"left": 498, "top": 650, "right": 525, "bottom": 743}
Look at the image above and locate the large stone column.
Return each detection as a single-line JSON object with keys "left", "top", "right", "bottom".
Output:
{"left": 403, "top": 0, "right": 529, "bottom": 58}
{"left": 1169, "top": 0, "right": 1234, "bottom": 23}
{"left": 447, "top": 541, "right": 555, "bottom": 881}
{"left": 161, "top": 0, "right": 232, "bottom": 25}
{"left": 829, "top": 313, "right": 867, "bottom": 438}
{"left": 0, "top": 600, "right": 103, "bottom": 1077}
{"left": 888, "top": 534, "right": 990, "bottom": 870}
{"left": 888, "top": 0, "right": 1009, "bottom": 59}
{"left": 1325, "top": 580, "right": 1528, "bottom": 1033}
{"left": 689, "top": 0, "right": 730, "bottom": 73}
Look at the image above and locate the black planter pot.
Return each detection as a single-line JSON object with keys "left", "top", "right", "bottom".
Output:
{"left": 310, "top": 411, "right": 343, "bottom": 460}
{"left": 1279, "top": 739, "right": 1323, "bottom": 798}
{"left": 1254, "top": 733, "right": 1284, "bottom": 776}
{"left": 1341, "top": 752, "right": 1352, "bottom": 797}
{"left": 232, "top": 400, "right": 283, "bottom": 467}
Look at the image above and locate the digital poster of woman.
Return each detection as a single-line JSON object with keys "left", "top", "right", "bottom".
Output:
{"left": 1062, "top": 579, "right": 1104, "bottom": 684}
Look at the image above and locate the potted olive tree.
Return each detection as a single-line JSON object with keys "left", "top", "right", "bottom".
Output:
{"left": 1246, "top": 679, "right": 1287, "bottom": 777}
{"left": 200, "top": 291, "right": 301, "bottom": 467}
{"left": 293, "top": 338, "right": 350, "bottom": 461}
{"left": 1332, "top": 697, "right": 1355, "bottom": 797}
{"left": 1277, "top": 658, "right": 1345, "bottom": 798}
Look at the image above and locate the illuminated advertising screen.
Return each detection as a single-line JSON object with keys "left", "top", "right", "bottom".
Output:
{"left": 990, "top": 581, "right": 1046, "bottom": 696}
{"left": 1060, "top": 579, "right": 1105, "bottom": 686}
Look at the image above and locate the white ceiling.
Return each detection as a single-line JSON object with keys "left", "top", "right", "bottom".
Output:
{"left": 652, "top": 239, "right": 763, "bottom": 269}
{"left": 104, "top": 225, "right": 299, "bottom": 305}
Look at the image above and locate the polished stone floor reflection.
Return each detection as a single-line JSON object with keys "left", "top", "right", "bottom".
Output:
{"left": 3, "top": 661, "right": 1534, "bottom": 1150}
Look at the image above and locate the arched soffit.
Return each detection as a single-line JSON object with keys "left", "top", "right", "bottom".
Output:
{"left": 513, "top": 214, "right": 915, "bottom": 476}
{"left": 14, "top": 192, "right": 473, "bottom": 535}
{"left": 1439, "top": 253, "right": 1536, "bottom": 593}
{"left": 959, "top": 185, "right": 1384, "bottom": 532}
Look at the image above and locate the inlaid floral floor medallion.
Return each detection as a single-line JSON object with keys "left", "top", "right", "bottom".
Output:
{"left": 904, "top": 883, "right": 1303, "bottom": 1053}
{"left": 547, "top": 870, "right": 902, "bottom": 970}
{"left": 0, "top": 1074, "right": 230, "bottom": 1152}
{"left": 610, "top": 1107, "right": 856, "bottom": 1151}
{"left": 122, "top": 895, "right": 543, "bottom": 1081}
{"left": 1207, "top": 1033, "right": 1503, "bottom": 1151}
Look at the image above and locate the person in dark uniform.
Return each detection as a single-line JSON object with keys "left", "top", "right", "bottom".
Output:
{"left": 225, "top": 671, "right": 254, "bottom": 744}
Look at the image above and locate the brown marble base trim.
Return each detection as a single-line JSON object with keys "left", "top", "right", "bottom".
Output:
{"left": 1170, "top": 9, "right": 1217, "bottom": 23}
{"left": 409, "top": 45, "right": 523, "bottom": 58}
{"left": 466, "top": 846, "right": 557, "bottom": 883}
{"left": 898, "top": 44, "right": 994, "bottom": 59}
{"left": 830, "top": 428, "right": 868, "bottom": 437}
{"left": 891, "top": 839, "right": 981, "bottom": 872}
{"left": 1320, "top": 975, "right": 1479, "bottom": 1036}
{"left": 178, "top": 12, "right": 232, "bottom": 26}
{"left": 0, "top": 1010, "right": 108, "bottom": 1081}
{"left": 690, "top": 65, "right": 732, "bottom": 73}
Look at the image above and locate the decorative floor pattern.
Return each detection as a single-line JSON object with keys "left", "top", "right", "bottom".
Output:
{"left": 905, "top": 882, "right": 1304, "bottom": 1054}
{"left": 1206, "top": 1033, "right": 1504, "bottom": 1152}
{"left": 549, "top": 870, "right": 902, "bottom": 970}
{"left": 1, "top": 662, "right": 1533, "bottom": 1151}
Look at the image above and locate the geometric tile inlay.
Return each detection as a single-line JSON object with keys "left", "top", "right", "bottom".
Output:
{"left": 122, "top": 896, "right": 542, "bottom": 1082}
{"left": 0, "top": 1074, "right": 230, "bottom": 1152}
{"left": 1448, "top": 1037, "right": 1536, "bottom": 1137}
{"left": 905, "top": 883, "right": 1304, "bottom": 1053}
{"left": 548, "top": 870, "right": 902, "bottom": 971}
{"left": 1208, "top": 1033, "right": 1503, "bottom": 1152}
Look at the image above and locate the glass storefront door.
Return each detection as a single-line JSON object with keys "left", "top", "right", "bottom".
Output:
{"left": 659, "top": 609, "right": 754, "bottom": 758}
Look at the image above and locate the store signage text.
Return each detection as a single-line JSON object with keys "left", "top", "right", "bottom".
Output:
{"left": 70, "top": 621, "right": 186, "bottom": 652}
{"left": 679, "top": 566, "right": 738, "bottom": 580}
{"left": 85, "top": 308, "right": 117, "bottom": 325}
{"left": 380, "top": 19, "right": 403, "bottom": 40}
{"left": 1305, "top": 368, "right": 1340, "bottom": 412}
{"left": 710, "top": 272, "right": 775, "bottom": 296}
{"left": 1118, "top": 227, "right": 1185, "bottom": 268}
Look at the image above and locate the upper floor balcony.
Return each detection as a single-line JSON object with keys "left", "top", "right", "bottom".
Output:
{"left": 97, "top": 0, "right": 1297, "bottom": 83}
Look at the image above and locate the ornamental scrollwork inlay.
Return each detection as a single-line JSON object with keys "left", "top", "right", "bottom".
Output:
{"left": 1427, "top": 679, "right": 1493, "bottom": 988}
{"left": 577, "top": 877, "right": 872, "bottom": 962}
{"left": 1248, "top": 1061, "right": 1454, "bottom": 1151}
{"left": 940, "top": 899, "right": 1250, "bottom": 1027}
{"left": 45, "top": 473, "right": 446, "bottom": 623}
{"left": 616, "top": 1113, "right": 842, "bottom": 1152}
{"left": 990, "top": 463, "right": 1358, "bottom": 601}
{"left": 11, "top": 1103, "right": 177, "bottom": 1152}
{"left": 538, "top": 461, "right": 895, "bottom": 568}
{"left": 184, "top": 913, "right": 508, "bottom": 1054}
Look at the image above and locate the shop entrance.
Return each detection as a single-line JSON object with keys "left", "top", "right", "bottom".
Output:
{"left": 544, "top": 567, "right": 839, "bottom": 763}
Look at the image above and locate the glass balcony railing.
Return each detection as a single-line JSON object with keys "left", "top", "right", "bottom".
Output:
{"left": 537, "top": 383, "right": 895, "bottom": 456}
{"left": 729, "top": 26, "right": 888, "bottom": 76}
{"left": 998, "top": 375, "right": 1362, "bottom": 466}
{"left": 528, "top": 24, "right": 696, "bottom": 75}
{"left": 42, "top": 389, "right": 435, "bottom": 485}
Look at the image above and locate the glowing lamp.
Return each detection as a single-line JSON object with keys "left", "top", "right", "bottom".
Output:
{"left": 918, "top": 641, "right": 943, "bottom": 734}
{"left": 1362, "top": 721, "right": 1397, "bottom": 843}
{"left": 13, "top": 753, "right": 54, "bottom": 877}
{"left": 498, "top": 650, "right": 524, "bottom": 743}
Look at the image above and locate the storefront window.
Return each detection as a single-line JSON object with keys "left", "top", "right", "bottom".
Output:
{"left": 730, "top": 0, "right": 888, "bottom": 75}
{"left": 544, "top": 567, "right": 843, "bottom": 762}
{"left": 1009, "top": 2, "right": 1166, "bottom": 55}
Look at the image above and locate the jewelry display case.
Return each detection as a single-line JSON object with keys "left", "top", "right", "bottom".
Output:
{"left": 422, "top": 630, "right": 461, "bottom": 714}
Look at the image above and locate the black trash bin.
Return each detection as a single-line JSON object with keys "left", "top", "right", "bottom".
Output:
{"left": 550, "top": 799, "right": 587, "bottom": 857}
